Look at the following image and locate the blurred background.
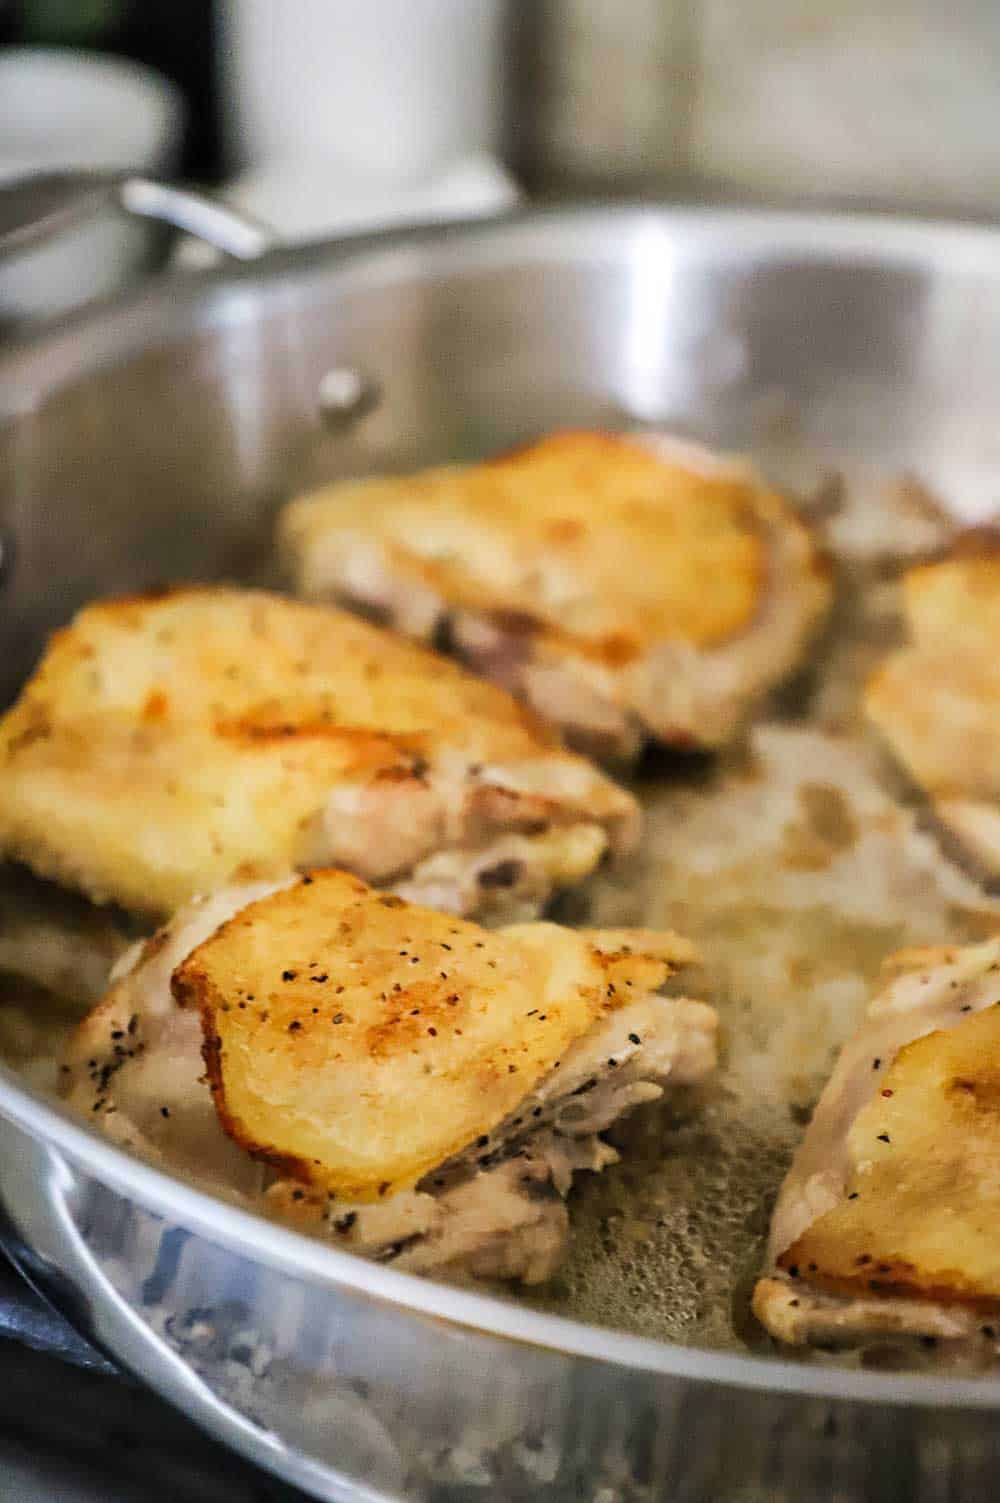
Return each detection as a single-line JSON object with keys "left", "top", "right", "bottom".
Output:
{"left": 2, "top": 0, "right": 1000, "bottom": 326}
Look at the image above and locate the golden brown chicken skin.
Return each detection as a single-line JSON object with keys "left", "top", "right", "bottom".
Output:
{"left": 0, "top": 587, "right": 638, "bottom": 919}
{"left": 866, "top": 546, "right": 1000, "bottom": 879}
{"left": 281, "top": 431, "right": 831, "bottom": 761}
{"left": 754, "top": 938, "right": 1000, "bottom": 1360}
{"left": 64, "top": 871, "right": 717, "bottom": 1285}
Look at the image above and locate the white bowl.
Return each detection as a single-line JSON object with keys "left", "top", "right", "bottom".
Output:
{"left": 0, "top": 48, "right": 185, "bottom": 324}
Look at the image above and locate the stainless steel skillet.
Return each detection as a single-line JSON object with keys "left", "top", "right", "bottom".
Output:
{"left": 3, "top": 205, "right": 1000, "bottom": 1501}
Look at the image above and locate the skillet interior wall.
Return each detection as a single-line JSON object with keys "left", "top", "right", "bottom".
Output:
{"left": 9, "top": 210, "right": 1000, "bottom": 705}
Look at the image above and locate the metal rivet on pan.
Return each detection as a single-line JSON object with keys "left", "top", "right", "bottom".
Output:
{"left": 317, "top": 366, "right": 381, "bottom": 430}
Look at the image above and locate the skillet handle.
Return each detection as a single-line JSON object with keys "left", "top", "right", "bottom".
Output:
{"left": 0, "top": 171, "right": 277, "bottom": 263}
{"left": 117, "top": 178, "right": 277, "bottom": 261}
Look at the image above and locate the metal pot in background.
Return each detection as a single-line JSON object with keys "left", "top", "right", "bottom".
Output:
{"left": 508, "top": 0, "right": 696, "bottom": 194}
{"left": 509, "top": 0, "right": 1000, "bottom": 218}
{"left": 692, "top": 0, "right": 1000, "bottom": 213}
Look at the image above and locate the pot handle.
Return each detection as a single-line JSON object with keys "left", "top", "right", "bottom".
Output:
{"left": 0, "top": 171, "right": 278, "bottom": 263}
{"left": 117, "top": 177, "right": 278, "bottom": 260}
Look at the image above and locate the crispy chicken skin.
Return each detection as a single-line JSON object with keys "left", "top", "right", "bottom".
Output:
{"left": 0, "top": 588, "right": 637, "bottom": 919}
{"left": 866, "top": 546, "right": 1000, "bottom": 879}
{"left": 63, "top": 872, "right": 717, "bottom": 1285}
{"left": 280, "top": 432, "right": 831, "bottom": 761}
{"left": 754, "top": 939, "right": 1000, "bottom": 1356}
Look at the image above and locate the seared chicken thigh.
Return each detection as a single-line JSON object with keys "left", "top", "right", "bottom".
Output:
{"left": 280, "top": 432, "right": 831, "bottom": 761}
{"left": 0, "top": 588, "right": 637, "bottom": 919}
{"left": 64, "top": 871, "right": 716, "bottom": 1285}
{"left": 866, "top": 546, "right": 1000, "bottom": 879}
{"left": 754, "top": 938, "right": 1000, "bottom": 1357}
